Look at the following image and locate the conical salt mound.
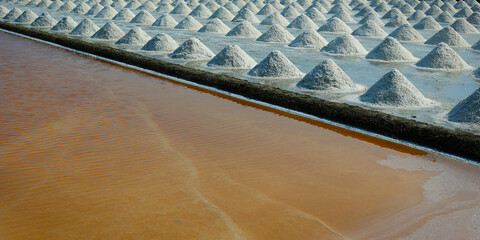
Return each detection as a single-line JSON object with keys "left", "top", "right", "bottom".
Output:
{"left": 425, "top": 27, "right": 470, "bottom": 47}
{"left": 297, "top": 59, "right": 359, "bottom": 92}
{"left": 388, "top": 24, "right": 425, "bottom": 42}
{"left": 91, "top": 21, "right": 125, "bottom": 40}
{"left": 321, "top": 35, "right": 368, "bottom": 56}
{"left": 359, "top": 13, "right": 384, "bottom": 26}
{"left": 170, "top": 2, "right": 192, "bottom": 14}
{"left": 14, "top": 10, "right": 38, "bottom": 23}
{"left": 260, "top": 11, "right": 289, "bottom": 26}
{"left": 232, "top": 8, "right": 260, "bottom": 23}
{"left": 209, "top": 6, "right": 234, "bottom": 21}
{"left": 414, "top": 1, "right": 429, "bottom": 11}
{"left": 70, "top": 3, "right": 90, "bottom": 15}
{"left": 413, "top": 16, "right": 442, "bottom": 30}
{"left": 435, "top": 11, "right": 455, "bottom": 24}
{"left": 366, "top": 37, "right": 416, "bottom": 62}
{"left": 115, "top": 26, "right": 151, "bottom": 45}
{"left": 58, "top": 1, "right": 76, "bottom": 12}
{"left": 317, "top": 17, "right": 353, "bottom": 33}
{"left": 205, "top": 0, "right": 220, "bottom": 11}
{"left": 241, "top": 2, "right": 259, "bottom": 13}
{"left": 286, "top": 14, "right": 318, "bottom": 29}
{"left": 3, "top": 8, "right": 22, "bottom": 21}
{"left": 189, "top": 4, "right": 212, "bottom": 18}
{"left": 453, "top": 6, "right": 473, "bottom": 18}
{"left": 473, "top": 40, "right": 480, "bottom": 51}
{"left": 152, "top": 14, "right": 177, "bottom": 28}
{"left": 415, "top": 43, "right": 472, "bottom": 70}
{"left": 141, "top": 33, "right": 179, "bottom": 51}
{"left": 84, "top": 4, "right": 103, "bottom": 16}
{"left": 198, "top": 18, "right": 230, "bottom": 33}
{"left": 382, "top": 8, "right": 403, "bottom": 19}
{"left": 26, "top": 0, "right": 41, "bottom": 7}
{"left": 305, "top": 7, "right": 326, "bottom": 21}
{"left": 407, "top": 10, "right": 427, "bottom": 21}
{"left": 31, "top": 12, "right": 57, "bottom": 27}
{"left": 355, "top": 6, "right": 377, "bottom": 17}
{"left": 174, "top": 15, "right": 202, "bottom": 30}
{"left": 48, "top": 1, "right": 63, "bottom": 10}
{"left": 156, "top": 3, "right": 174, "bottom": 13}
{"left": 168, "top": 37, "right": 215, "bottom": 60}
{"left": 385, "top": 15, "right": 408, "bottom": 28}
{"left": 94, "top": 5, "right": 117, "bottom": 19}
{"left": 247, "top": 50, "right": 304, "bottom": 78}
{"left": 125, "top": 0, "right": 141, "bottom": 9}
{"left": 450, "top": 18, "right": 479, "bottom": 34}
{"left": 207, "top": 45, "right": 256, "bottom": 69}
{"left": 69, "top": 18, "right": 99, "bottom": 35}
{"left": 257, "top": 3, "right": 277, "bottom": 15}
{"left": 111, "top": 0, "right": 126, "bottom": 8}
{"left": 425, "top": 5, "right": 442, "bottom": 16}
{"left": 0, "top": 6, "right": 9, "bottom": 18}
{"left": 51, "top": 16, "right": 77, "bottom": 31}
{"left": 328, "top": 3, "right": 349, "bottom": 14}
{"left": 226, "top": 21, "right": 262, "bottom": 38}
{"left": 37, "top": 0, "right": 52, "bottom": 8}
{"left": 332, "top": 9, "right": 356, "bottom": 23}
{"left": 360, "top": 69, "right": 432, "bottom": 107}
{"left": 112, "top": 8, "right": 135, "bottom": 21}
{"left": 288, "top": 30, "right": 328, "bottom": 48}
{"left": 257, "top": 24, "right": 295, "bottom": 43}
{"left": 281, "top": 5, "right": 300, "bottom": 18}
{"left": 137, "top": 1, "right": 156, "bottom": 11}
{"left": 467, "top": 12, "right": 480, "bottom": 26}
{"left": 352, "top": 20, "right": 387, "bottom": 38}
{"left": 441, "top": 2, "right": 456, "bottom": 12}
{"left": 400, "top": 4, "right": 415, "bottom": 15}
{"left": 448, "top": 88, "right": 480, "bottom": 123}
{"left": 130, "top": 10, "right": 155, "bottom": 25}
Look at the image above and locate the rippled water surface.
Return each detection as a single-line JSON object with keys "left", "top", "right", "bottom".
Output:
{"left": 1, "top": 31, "right": 479, "bottom": 240}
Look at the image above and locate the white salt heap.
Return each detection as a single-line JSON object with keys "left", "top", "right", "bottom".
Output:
{"left": 152, "top": 13, "right": 178, "bottom": 28}
{"left": 425, "top": 5, "right": 442, "bottom": 16}
{"left": 13, "top": 10, "right": 38, "bottom": 23}
{"left": 257, "top": 3, "right": 277, "bottom": 15}
{"left": 328, "top": 4, "right": 349, "bottom": 14}
{"left": 223, "top": 2, "right": 240, "bottom": 13}
{"left": 141, "top": 33, "right": 179, "bottom": 51}
{"left": 286, "top": 14, "right": 318, "bottom": 29}
{"left": 317, "top": 17, "right": 352, "bottom": 33}
{"left": 425, "top": 27, "right": 470, "bottom": 47}
{"left": 37, "top": 0, "right": 52, "bottom": 8}
{"left": 331, "top": 9, "right": 356, "bottom": 23}
{"left": 382, "top": 8, "right": 404, "bottom": 19}
{"left": 435, "top": 11, "right": 455, "bottom": 24}
{"left": 168, "top": 37, "right": 215, "bottom": 60}
{"left": 170, "top": 2, "right": 192, "bottom": 14}
{"left": 414, "top": 1, "right": 429, "bottom": 11}
{"left": 47, "top": 1, "right": 63, "bottom": 10}
{"left": 70, "top": 18, "right": 99, "bottom": 36}
{"left": 156, "top": 3, "right": 174, "bottom": 13}
{"left": 31, "top": 12, "right": 57, "bottom": 27}
{"left": 374, "top": 2, "right": 390, "bottom": 12}
{"left": 400, "top": 4, "right": 415, "bottom": 15}
{"left": 454, "top": 6, "right": 473, "bottom": 18}
{"left": 226, "top": 21, "right": 262, "bottom": 38}
{"left": 355, "top": 6, "right": 377, "bottom": 17}
{"left": 50, "top": 16, "right": 77, "bottom": 31}
{"left": 58, "top": 1, "right": 76, "bottom": 12}
{"left": 413, "top": 16, "right": 442, "bottom": 30}
{"left": 232, "top": 8, "right": 260, "bottom": 23}
{"left": 70, "top": 3, "right": 90, "bottom": 15}
{"left": 450, "top": 18, "right": 479, "bottom": 34}
{"left": 0, "top": 6, "right": 9, "bottom": 18}
{"left": 305, "top": 7, "right": 326, "bottom": 21}
{"left": 115, "top": 26, "right": 151, "bottom": 45}
{"left": 189, "top": 4, "right": 212, "bottom": 18}
{"left": 91, "top": 21, "right": 125, "bottom": 40}
{"left": 204, "top": 0, "right": 220, "bottom": 11}
{"left": 137, "top": 1, "right": 156, "bottom": 11}
{"left": 359, "top": 13, "right": 384, "bottom": 26}
{"left": 209, "top": 6, "right": 234, "bottom": 21}
{"left": 257, "top": 24, "right": 295, "bottom": 43}
{"left": 111, "top": 0, "right": 126, "bottom": 8}
{"left": 112, "top": 8, "right": 135, "bottom": 22}
{"left": 130, "top": 10, "right": 156, "bottom": 25}
{"left": 85, "top": 4, "right": 103, "bottom": 16}
{"left": 467, "top": 12, "right": 480, "bottom": 25}
{"left": 448, "top": 87, "right": 480, "bottom": 123}
{"left": 3, "top": 8, "right": 23, "bottom": 21}
{"left": 241, "top": 2, "right": 259, "bottom": 13}
{"left": 288, "top": 29, "right": 328, "bottom": 48}
{"left": 207, "top": 45, "right": 257, "bottom": 69}
{"left": 385, "top": 15, "right": 409, "bottom": 28}
{"left": 26, "top": 0, "right": 41, "bottom": 7}
{"left": 281, "top": 5, "right": 300, "bottom": 18}
{"left": 352, "top": 20, "right": 388, "bottom": 38}
{"left": 95, "top": 5, "right": 117, "bottom": 19}
{"left": 360, "top": 69, "right": 433, "bottom": 107}
{"left": 198, "top": 18, "right": 230, "bottom": 33}
{"left": 407, "top": 10, "right": 427, "bottom": 21}
{"left": 260, "top": 12, "right": 290, "bottom": 26}
{"left": 247, "top": 50, "right": 304, "bottom": 79}
{"left": 388, "top": 24, "right": 426, "bottom": 42}
{"left": 366, "top": 37, "right": 417, "bottom": 62}
{"left": 125, "top": 0, "right": 141, "bottom": 9}
{"left": 320, "top": 34, "right": 368, "bottom": 56}
{"left": 415, "top": 42, "right": 472, "bottom": 71}
{"left": 297, "top": 59, "right": 360, "bottom": 92}
{"left": 441, "top": 2, "right": 456, "bottom": 12}
{"left": 175, "top": 15, "right": 202, "bottom": 30}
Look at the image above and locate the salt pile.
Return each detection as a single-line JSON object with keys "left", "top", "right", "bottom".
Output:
{"left": 257, "top": 3, "right": 277, "bottom": 15}
{"left": 36, "top": 0, "right": 52, "bottom": 8}
{"left": 94, "top": 5, "right": 117, "bottom": 19}
{"left": 355, "top": 6, "right": 376, "bottom": 18}
{"left": 91, "top": 21, "right": 125, "bottom": 40}
{"left": 50, "top": 16, "right": 77, "bottom": 31}
{"left": 251, "top": 0, "right": 265, "bottom": 8}
{"left": 125, "top": 0, "right": 141, "bottom": 9}
{"left": 366, "top": 37, "right": 416, "bottom": 62}
{"left": 467, "top": 12, "right": 480, "bottom": 25}
{"left": 286, "top": 14, "right": 318, "bottom": 29}
{"left": 247, "top": 50, "right": 304, "bottom": 79}
{"left": 388, "top": 24, "right": 425, "bottom": 42}
{"left": 360, "top": 69, "right": 432, "bottom": 107}
{"left": 413, "top": 16, "right": 442, "bottom": 30}
{"left": 0, "top": 6, "right": 10, "bottom": 18}
{"left": 175, "top": 15, "right": 202, "bottom": 30}
{"left": 170, "top": 2, "right": 192, "bottom": 14}
{"left": 256, "top": 24, "right": 295, "bottom": 43}
{"left": 308, "top": 2, "right": 327, "bottom": 13}
{"left": 425, "top": 27, "right": 470, "bottom": 47}
{"left": 209, "top": 6, "right": 234, "bottom": 21}
{"left": 112, "top": 8, "right": 135, "bottom": 22}
{"left": 288, "top": 30, "right": 328, "bottom": 48}
{"left": 189, "top": 4, "right": 212, "bottom": 18}
{"left": 31, "top": 12, "right": 57, "bottom": 27}
{"left": 58, "top": 1, "right": 76, "bottom": 12}
{"left": 454, "top": 1, "right": 469, "bottom": 9}
{"left": 407, "top": 10, "right": 427, "bottom": 21}
{"left": 115, "top": 27, "right": 151, "bottom": 45}
{"left": 317, "top": 17, "right": 353, "bottom": 33}
{"left": 358, "top": 13, "right": 384, "bottom": 26}
{"left": 130, "top": 10, "right": 156, "bottom": 25}
{"left": 425, "top": 5, "right": 442, "bottom": 16}
{"left": 385, "top": 15, "right": 409, "bottom": 28}
{"left": 441, "top": 2, "right": 456, "bottom": 12}
{"left": 374, "top": 2, "right": 390, "bottom": 12}
{"left": 414, "top": 1, "right": 429, "bottom": 11}
{"left": 232, "top": 8, "right": 260, "bottom": 23}
{"left": 415, "top": 42, "right": 472, "bottom": 70}
{"left": 14, "top": 10, "right": 38, "bottom": 23}
{"left": 156, "top": 3, "right": 174, "bottom": 13}
{"left": 152, "top": 13, "right": 178, "bottom": 28}
{"left": 205, "top": 0, "right": 220, "bottom": 11}
{"left": 226, "top": 21, "right": 262, "bottom": 38}
{"left": 111, "top": 0, "right": 126, "bottom": 8}
{"left": 25, "top": 0, "right": 40, "bottom": 7}
{"left": 241, "top": 2, "right": 259, "bottom": 13}
{"left": 137, "top": 1, "right": 157, "bottom": 11}
{"left": 435, "top": 11, "right": 455, "bottom": 24}
{"left": 382, "top": 8, "right": 403, "bottom": 19}
{"left": 207, "top": 45, "right": 256, "bottom": 69}
{"left": 260, "top": 12, "right": 289, "bottom": 26}
{"left": 85, "top": 4, "right": 103, "bottom": 16}
{"left": 168, "top": 37, "right": 215, "bottom": 60}
{"left": 297, "top": 59, "right": 360, "bottom": 92}
{"left": 70, "top": 3, "right": 90, "bottom": 15}
{"left": 289, "top": 2, "right": 303, "bottom": 11}
{"left": 331, "top": 9, "right": 356, "bottom": 23}
{"left": 69, "top": 18, "right": 99, "bottom": 36}
{"left": 453, "top": 6, "right": 473, "bottom": 18}
{"left": 281, "top": 5, "right": 300, "bottom": 18}
{"left": 198, "top": 18, "right": 230, "bottom": 33}
{"left": 473, "top": 40, "right": 480, "bottom": 51}
{"left": 305, "top": 7, "right": 326, "bottom": 21}
{"left": 224, "top": 2, "right": 240, "bottom": 12}
{"left": 328, "top": 3, "right": 349, "bottom": 14}
{"left": 450, "top": 18, "right": 479, "bottom": 34}
{"left": 448, "top": 87, "right": 480, "bottom": 123}
{"left": 47, "top": 1, "right": 63, "bottom": 10}
{"left": 320, "top": 34, "right": 368, "bottom": 56}
{"left": 352, "top": 20, "right": 387, "bottom": 38}
{"left": 141, "top": 33, "right": 179, "bottom": 51}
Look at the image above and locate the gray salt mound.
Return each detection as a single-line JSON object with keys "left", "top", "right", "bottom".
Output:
{"left": 50, "top": 16, "right": 77, "bottom": 31}
{"left": 130, "top": 10, "right": 155, "bottom": 24}
{"left": 170, "top": 2, "right": 192, "bottom": 14}
{"left": 413, "top": 16, "right": 442, "bottom": 30}
{"left": 152, "top": 14, "right": 178, "bottom": 27}
{"left": 385, "top": 15, "right": 408, "bottom": 27}
{"left": 36, "top": 0, "right": 52, "bottom": 8}
{"left": 305, "top": 8, "right": 326, "bottom": 21}
{"left": 257, "top": 24, "right": 295, "bottom": 42}
{"left": 288, "top": 29, "right": 328, "bottom": 48}
{"left": 388, "top": 23, "right": 425, "bottom": 42}
{"left": 198, "top": 17, "right": 230, "bottom": 33}
{"left": 317, "top": 17, "right": 353, "bottom": 33}
{"left": 115, "top": 26, "right": 151, "bottom": 45}
{"left": 70, "top": 18, "right": 99, "bottom": 35}
{"left": 454, "top": 7, "right": 473, "bottom": 18}
{"left": 320, "top": 34, "right": 368, "bottom": 56}
{"left": 125, "top": 0, "right": 141, "bottom": 9}
{"left": 319, "top": 0, "right": 332, "bottom": 9}
{"left": 232, "top": 8, "right": 260, "bottom": 23}
{"left": 257, "top": 3, "right": 277, "bottom": 15}
{"left": 168, "top": 37, "right": 215, "bottom": 60}
{"left": 14, "top": 10, "right": 38, "bottom": 23}
{"left": 58, "top": 1, "right": 75, "bottom": 12}
{"left": 70, "top": 3, "right": 90, "bottom": 14}
{"left": 112, "top": 8, "right": 135, "bottom": 22}
{"left": 467, "top": 12, "right": 480, "bottom": 25}
{"left": 448, "top": 87, "right": 480, "bottom": 123}
{"left": 189, "top": 4, "right": 212, "bottom": 18}
{"left": 352, "top": 20, "right": 388, "bottom": 38}
{"left": 31, "top": 12, "right": 57, "bottom": 27}
{"left": 473, "top": 40, "right": 480, "bottom": 51}
{"left": 156, "top": 3, "right": 174, "bottom": 13}
{"left": 187, "top": 0, "right": 199, "bottom": 8}
{"left": 175, "top": 15, "right": 202, "bottom": 30}
{"left": 137, "top": 1, "right": 156, "bottom": 11}
{"left": 209, "top": 6, "right": 234, "bottom": 21}
{"left": 359, "top": 13, "right": 384, "bottom": 26}
{"left": 241, "top": 2, "right": 259, "bottom": 13}
{"left": 441, "top": 2, "right": 456, "bottom": 12}
{"left": 207, "top": 45, "right": 256, "bottom": 69}
{"left": 287, "top": 14, "right": 318, "bottom": 29}
{"left": 141, "top": 33, "right": 178, "bottom": 51}
{"left": 355, "top": 6, "right": 377, "bottom": 17}
{"left": 435, "top": 11, "right": 455, "bottom": 24}
{"left": 450, "top": 18, "right": 479, "bottom": 34}
{"left": 415, "top": 42, "right": 472, "bottom": 70}
{"left": 48, "top": 0, "right": 63, "bottom": 10}
{"left": 297, "top": 59, "right": 359, "bottom": 92}
{"left": 425, "top": 27, "right": 470, "bottom": 47}
{"left": 414, "top": 1, "right": 429, "bottom": 11}
{"left": 91, "top": 21, "right": 125, "bottom": 40}
{"left": 366, "top": 37, "right": 416, "bottom": 62}
{"left": 331, "top": 9, "right": 356, "bottom": 23}
{"left": 309, "top": 2, "right": 327, "bottom": 13}
{"left": 374, "top": 2, "right": 391, "bottom": 12}
{"left": 407, "top": 10, "right": 426, "bottom": 21}
{"left": 95, "top": 5, "right": 117, "bottom": 18}
{"left": 85, "top": 4, "right": 103, "bottom": 16}
{"left": 251, "top": 0, "right": 264, "bottom": 8}
{"left": 111, "top": 0, "right": 127, "bottom": 8}
{"left": 205, "top": 0, "right": 220, "bottom": 10}
{"left": 232, "top": 0, "right": 247, "bottom": 8}
{"left": 360, "top": 69, "right": 432, "bottom": 107}
{"left": 0, "top": 6, "right": 9, "bottom": 18}
{"left": 454, "top": 1, "right": 468, "bottom": 9}
{"left": 289, "top": 2, "right": 303, "bottom": 11}
{"left": 260, "top": 12, "right": 289, "bottom": 26}
{"left": 26, "top": 0, "right": 40, "bottom": 7}
{"left": 425, "top": 5, "right": 442, "bottom": 16}
{"left": 226, "top": 21, "right": 262, "bottom": 38}
{"left": 247, "top": 50, "right": 304, "bottom": 78}
{"left": 281, "top": 5, "right": 300, "bottom": 18}
{"left": 223, "top": 2, "right": 240, "bottom": 13}
{"left": 382, "top": 8, "right": 403, "bottom": 19}
{"left": 328, "top": 3, "right": 349, "bottom": 14}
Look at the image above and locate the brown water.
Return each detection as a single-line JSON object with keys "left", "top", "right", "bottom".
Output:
{"left": 0, "top": 31, "right": 479, "bottom": 240}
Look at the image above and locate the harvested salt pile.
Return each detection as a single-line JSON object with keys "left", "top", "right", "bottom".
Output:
{"left": 36, "top": 0, "right": 52, "bottom": 8}
{"left": 374, "top": 2, "right": 390, "bottom": 12}
{"left": 388, "top": 24, "right": 425, "bottom": 42}
{"left": 247, "top": 50, "right": 304, "bottom": 79}
{"left": 226, "top": 21, "right": 262, "bottom": 38}
{"left": 111, "top": 0, "right": 126, "bottom": 8}
{"left": 125, "top": 0, "right": 141, "bottom": 9}
{"left": 260, "top": 12, "right": 289, "bottom": 26}
{"left": 175, "top": 15, "right": 202, "bottom": 30}
{"left": 360, "top": 69, "right": 433, "bottom": 107}
{"left": 317, "top": 17, "right": 353, "bottom": 33}
{"left": 425, "top": 5, "right": 442, "bottom": 16}
{"left": 232, "top": 8, "right": 260, "bottom": 23}
{"left": 170, "top": 2, "right": 192, "bottom": 14}
{"left": 70, "top": 3, "right": 90, "bottom": 15}
{"left": 3, "top": 8, "right": 23, "bottom": 21}
{"left": 414, "top": 1, "right": 429, "bottom": 11}
{"left": 289, "top": 2, "right": 303, "bottom": 11}
{"left": 205, "top": 0, "right": 220, "bottom": 11}
{"left": 91, "top": 21, "right": 125, "bottom": 40}
{"left": 288, "top": 30, "right": 328, "bottom": 48}
{"left": 241, "top": 2, "right": 259, "bottom": 13}
{"left": 85, "top": 4, "right": 103, "bottom": 16}
{"left": 425, "top": 27, "right": 470, "bottom": 47}
{"left": 415, "top": 42, "right": 472, "bottom": 70}
{"left": 14, "top": 10, "right": 38, "bottom": 23}
{"left": 112, "top": 8, "right": 135, "bottom": 22}
{"left": 382, "top": 8, "right": 404, "bottom": 19}
{"left": 448, "top": 87, "right": 480, "bottom": 123}
{"left": 286, "top": 14, "right": 318, "bottom": 29}
{"left": 453, "top": 6, "right": 473, "bottom": 18}
{"left": 441, "top": 2, "right": 456, "bottom": 12}
{"left": 209, "top": 6, "right": 234, "bottom": 21}
{"left": 384, "top": 15, "right": 409, "bottom": 28}
{"left": 95, "top": 5, "right": 117, "bottom": 19}
{"left": 413, "top": 16, "right": 442, "bottom": 30}
{"left": 70, "top": 18, "right": 99, "bottom": 36}
{"left": 328, "top": 4, "right": 349, "bottom": 14}
{"left": 141, "top": 33, "right": 179, "bottom": 51}
{"left": 435, "top": 11, "right": 455, "bottom": 24}
{"left": 0, "top": 6, "right": 9, "bottom": 18}
{"left": 305, "top": 8, "right": 326, "bottom": 21}
{"left": 473, "top": 40, "right": 480, "bottom": 51}
{"left": 152, "top": 13, "right": 178, "bottom": 28}
{"left": 308, "top": 2, "right": 327, "bottom": 13}
{"left": 297, "top": 59, "right": 360, "bottom": 92}
{"left": 352, "top": 20, "right": 388, "bottom": 38}
{"left": 223, "top": 2, "right": 240, "bottom": 13}
{"left": 47, "top": 1, "right": 63, "bottom": 10}
{"left": 366, "top": 37, "right": 416, "bottom": 62}
{"left": 31, "top": 12, "right": 57, "bottom": 27}
{"left": 467, "top": 12, "right": 480, "bottom": 25}
{"left": 256, "top": 24, "right": 295, "bottom": 43}
{"left": 168, "top": 37, "right": 215, "bottom": 60}
{"left": 358, "top": 13, "right": 384, "bottom": 26}
{"left": 257, "top": 3, "right": 277, "bottom": 15}
{"left": 321, "top": 34, "right": 368, "bottom": 56}
{"left": 50, "top": 16, "right": 77, "bottom": 31}
{"left": 189, "top": 4, "right": 212, "bottom": 18}
{"left": 400, "top": 3, "right": 415, "bottom": 15}
{"left": 156, "top": 3, "right": 174, "bottom": 13}
{"left": 407, "top": 10, "right": 427, "bottom": 21}
{"left": 58, "top": 1, "right": 76, "bottom": 12}
{"left": 450, "top": 18, "right": 479, "bottom": 34}
{"left": 207, "top": 45, "right": 256, "bottom": 69}
{"left": 115, "top": 26, "right": 151, "bottom": 45}
{"left": 198, "top": 18, "right": 230, "bottom": 33}
{"left": 137, "top": 1, "right": 157, "bottom": 11}
{"left": 355, "top": 6, "right": 377, "bottom": 17}
{"left": 331, "top": 9, "right": 356, "bottom": 23}
{"left": 130, "top": 10, "right": 156, "bottom": 25}
{"left": 281, "top": 5, "right": 301, "bottom": 18}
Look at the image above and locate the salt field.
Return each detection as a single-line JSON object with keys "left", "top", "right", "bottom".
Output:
{"left": 0, "top": 0, "right": 479, "bottom": 133}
